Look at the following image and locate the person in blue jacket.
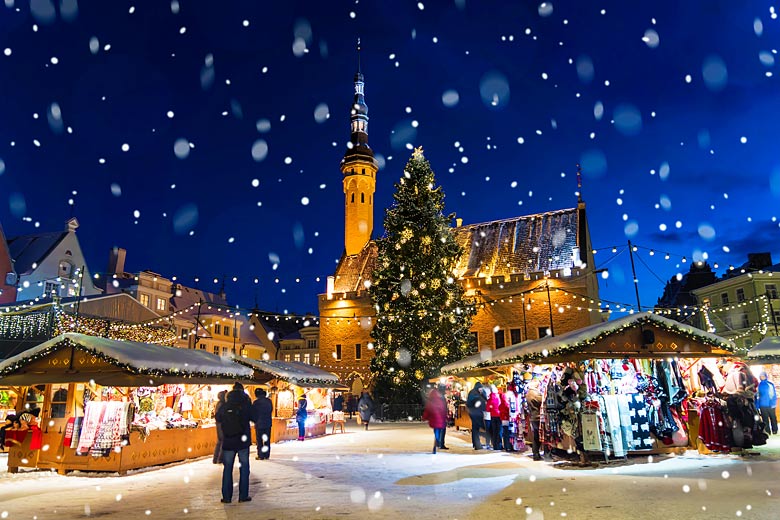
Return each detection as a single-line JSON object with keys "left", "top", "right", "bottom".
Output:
{"left": 757, "top": 372, "right": 778, "bottom": 435}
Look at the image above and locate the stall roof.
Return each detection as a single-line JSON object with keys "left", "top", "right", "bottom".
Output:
{"left": 441, "top": 312, "right": 734, "bottom": 373}
{"left": 746, "top": 336, "right": 780, "bottom": 362}
{"left": 234, "top": 358, "right": 347, "bottom": 389}
{"left": 0, "top": 332, "right": 253, "bottom": 386}
{"left": 439, "top": 340, "right": 535, "bottom": 376}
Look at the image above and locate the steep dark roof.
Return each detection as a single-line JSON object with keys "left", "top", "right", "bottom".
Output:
{"left": 6, "top": 231, "right": 68, "bottom": 275}
{"left": 453, "top": 209, "right": 580, "bottom": 278}
{"left": 171, "top": 284, "right": 227, "bottom": 311}
{"left": 332, "top": 241, "right": 378, "bottom": 293}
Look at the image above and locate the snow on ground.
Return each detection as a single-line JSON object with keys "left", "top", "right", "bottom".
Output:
{"left": 1, "top": 419, "right": 780, "bottom": 519}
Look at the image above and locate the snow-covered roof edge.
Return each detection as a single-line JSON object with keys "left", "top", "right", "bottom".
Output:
{"left": 0, "top": 332, "right": 253, "bottom": 379}
{"left": 235, "top": 357, "right": 341, "bottom": 385}
{"left": 441, "top": 312, "right": 735, "bottom": 373}
{"left": 746, "top": 336, "right": 780, "bottom": 361}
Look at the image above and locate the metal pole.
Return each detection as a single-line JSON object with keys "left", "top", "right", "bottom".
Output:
{"left": 545, "top": 283, "right": 555, "bottom": 337}
{"left": 193, "top": 299, "right": 203, "bottom": 349}
{"left": 627, "top": 240, "right": 642, "bottom": 311}
{"left": 73, "top": 265, "right": 85, "bottom": 330}
{"left": 768, "top": 291, "right": 779, "bottom": 336}
{"left": 522, "top": 294, "right": 528, "bottom": 341}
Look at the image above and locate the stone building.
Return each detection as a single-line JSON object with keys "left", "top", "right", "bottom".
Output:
{"left": 317, "top": 61, "right": 603, "bottom": 392}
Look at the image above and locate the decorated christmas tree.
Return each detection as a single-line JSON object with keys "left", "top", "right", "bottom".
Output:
{"left": 369, "top": 147, "right": 475, "bottom": 405}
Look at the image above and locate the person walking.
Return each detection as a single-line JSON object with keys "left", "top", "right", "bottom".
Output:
{"left": 498, "top": 389, "right": 514, "bottom": 452}
{"left": 437, "top": 384, "right": 450, "bottom": 450}
{"left": 422, "top": 386, "right": 448, "bottom": 454}
{"left": 216, "top": 383, "right": 252, "bottom": 503}
{"left": 757, "top": 372, "right": 778, "bottom": 435}
{"left": 212, "top": 390, "right": 227, "bottom": 464}
{"left": 358, "top": 392, "right": 374, "bottom": 430}
{"left": 250, "top": 388, "right": 273, "bottom": 460}
{"left": 333, "top": 392, "right": 344, "bottom": 412}
{"left": 296, "top": 395, "right": 308, "bottom": 441}
{"left": 526, "top": 379, "right": 544, "bottom": 461}
{"left": 347, "top": 394, "right": 357, "bottom": 419}
{"left": 487, "top": 384, "right": 503, "bottom": 450}
{"left": 466, "top": 382, "right": 487, "bottom": 450}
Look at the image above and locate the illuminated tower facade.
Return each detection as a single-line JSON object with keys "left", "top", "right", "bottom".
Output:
{"left": 340, "top": 47, "right": 378, "bottom": 256}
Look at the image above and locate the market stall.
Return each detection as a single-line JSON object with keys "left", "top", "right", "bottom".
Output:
{"left": 441, "top": 312, "right": 756, "bottom": 460}
{"left": 0, "top": 332, "right": 252, "bottom": 474}
{"left": 234, "top": 357, "right": 347, "bottom": 442}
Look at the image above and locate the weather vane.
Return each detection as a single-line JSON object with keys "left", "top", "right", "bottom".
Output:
{"left": 412, "top": 146, "right": 424, "bottom": 159}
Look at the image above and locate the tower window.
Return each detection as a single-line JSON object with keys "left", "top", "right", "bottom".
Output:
{"left": 361, "top": 193, "right": 365, "bottom": 203}
{"left": 351, "top": 193, "right": 355, "bottom": 203}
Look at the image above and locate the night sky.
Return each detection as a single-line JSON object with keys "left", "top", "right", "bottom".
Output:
{"left": 1, "top": 1, "right": 779, "bottom": 315}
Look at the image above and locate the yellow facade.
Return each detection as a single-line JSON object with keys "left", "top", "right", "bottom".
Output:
{"left": 342, "top": 159, "right": 377, "bottom": 256}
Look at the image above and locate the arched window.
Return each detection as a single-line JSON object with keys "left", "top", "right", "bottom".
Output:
{"left": 361, "top": 193, "right": 365, "bottom": 203}
{"left": 351, "top": 193, "right": 355, "bottom": 203}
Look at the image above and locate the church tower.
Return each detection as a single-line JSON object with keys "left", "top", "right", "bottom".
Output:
{"left": 340, "top": 42, "right": 378, "bottom": 256}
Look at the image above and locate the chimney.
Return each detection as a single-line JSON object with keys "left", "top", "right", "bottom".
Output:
{"left": 108, "top": 247, "right": 127, "bottom": 275}
{"left": 455, "top": 218, "right": 463, "bottom": 228}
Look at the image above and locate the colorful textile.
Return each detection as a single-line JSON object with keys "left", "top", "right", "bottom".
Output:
{"left": 581, "top": 412, "right": 601, "bottom": 451}
{"left": 601, "top": 395, "right": 624, "bottom": 457}
{"left": 627, "top": 393, "right": 653, "bottom": 450}
{"left": 616, "top": 394, "right": 635, "bottom": 453}
{"left": 697, "top": 399, "right": 731, "bottom": 452}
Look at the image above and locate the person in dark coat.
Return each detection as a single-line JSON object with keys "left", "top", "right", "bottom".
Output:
{"left": 437, "top": 384, "right": 450, "bottom": 450}
{"left": 212, "top": 390, "right": 227, "bottom": 464}
{"left": 250, "top": 388, "right": 274, "bottom": 460}
{"left": 347, "top": 394, "right": 357, "bottom": 418}
{"left": 466, "top": 382, "right": 487, "bottom": 450}
{"left": 333, "top": 392, "right": 344, "bottom": 412}
{"left": 526, "top": 379, "right": 544, "bottom": 461}
{"left": 358, "top": 392, "right": 374, "bottom": 430}
{"left": 216, "top": 383, "right": 252, "bottom": 503}
{"left": 296, "top": 396, "right": 308, "bottom": 441}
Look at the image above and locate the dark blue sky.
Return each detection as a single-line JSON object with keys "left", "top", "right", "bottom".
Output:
{"left": 1, "top": 1, "right": 779, "bottom": 315}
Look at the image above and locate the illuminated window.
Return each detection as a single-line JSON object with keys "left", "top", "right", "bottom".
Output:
{"left": 313, "top": 353, "right": 319, "bottom": 364}
{"left": 294, "top": 353, "right": 300, "bottom": 362}
{"left": 285, "top": 354, "right": 291, "bottom": 362}
{"left": 303, "top": 353, "right": 311, "bottom": 364}
{"left": 180, "top": 328, "right": 189, "bottom": 340}
{"left": 214, "top": 324, "right": 221, "bottom": 335}
{"left": 767, "top": 284, "right": 779, "bottom": 300}
{"left": 156, "top": 298, "right": 167, "bottom": 311}
{"left": 510, "top": 329, "right": 522, "bottom": 344}
{"left": 139, "top": 293, "right": 150, "bottom": 307}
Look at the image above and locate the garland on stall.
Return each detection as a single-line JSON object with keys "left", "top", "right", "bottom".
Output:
{"left": 443, "top": 314, "right": 735, "bottom": 373}
{"left": 0, "top": 337, "right": 250, "bottom": 380}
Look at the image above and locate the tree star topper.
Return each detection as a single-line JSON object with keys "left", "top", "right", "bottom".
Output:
{"left": 412, "top": 146, "right": 425, "bottom": 159}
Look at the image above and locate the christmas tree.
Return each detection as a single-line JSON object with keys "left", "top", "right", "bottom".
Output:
{"left": 369, "top": 147, "right": 475, "bottom": 405}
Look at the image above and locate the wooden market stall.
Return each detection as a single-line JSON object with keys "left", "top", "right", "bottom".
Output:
{"left": 0, "top": 332, "right": 252, "bottom": 474}
{"left": 442, "top": 312, "right": 740, "bottom": 458}
{"left": 234, "top": 357, "right": 347, "bottom": 442}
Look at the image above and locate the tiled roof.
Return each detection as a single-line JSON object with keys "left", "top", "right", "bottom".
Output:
{"left": 332, "top": 241, "right": 378, "bottom": 293}
{"left": 171, "top": 284, "right": 227, "bottom": 311}
{"left": 328, "top": 208, "right": 582, "bottom": 292}
{"left": 6, "top": 231, "right": 68, "bottom": 275}
{"left": 452, "top": 208, "right": 580, "bottom": 278}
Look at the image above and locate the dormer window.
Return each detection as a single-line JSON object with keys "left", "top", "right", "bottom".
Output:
{"left": 59, "top": 261, "right": 73, "bottom": 278}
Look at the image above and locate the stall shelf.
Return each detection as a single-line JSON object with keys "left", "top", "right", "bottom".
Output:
{"left": 0, "top": 333, "right": 252, "bottom": 474}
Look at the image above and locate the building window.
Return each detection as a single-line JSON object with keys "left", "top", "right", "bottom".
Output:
{"left": 335, "top": 344, "right": 342, "bottom": 361}
{"left": 224, "top": 326, "right": 231, "bottom": 337}
{"left": 721, "top": 293, "right": 729, "bottom": 305}
{"left": 741, "top": 313, "right": 750, "bottom": 328}
{"left": 351, "top": 193, "right": 355, "bottom": 203}
{"left": 294, "top": 353, "right": 301, "bottom": 362}
{"left": 494, "top": 329, "right": 505, "bottom": 349}
{"left": 214, "top": 324, "right": 221, "bottom": 335}
{"left": 303, "top": 353, "right": 311, "bottom": 364}
{"left": 314, "top": 353, "right": 320, "bottom": 364}
{"left": 538, "top": 327, "right": 551, "bottom": 339}
{"left": 307, "top": 339, "right": 317, "bottom": 349}
{"left": 139, "top": 293, "right": 150, "bottom": 307}
{"left": 767, "top": 284, "right": 779, "bottom": 299}
{"left": 223, "top": 347, "right": 229, "bottom": 356}
{"left": 50, "top": 384, "right": 69, "bottom": 418}
{"left": 44, "top": 281, "right": 59, "bottom": 297}
{"left": 213, "top": 346, "right": 219, "bottom": 355}
{"left": 355, "top": 343, "right": 362, "bottom": 360}
{"left": 361, "top": 192, "right": 365, "bottom": 203}
{"left": 200, "top": 344, "right": 206, "bottom": 350}
{"left": 736, "top": 288, "right": 745, "bottom": 302}
{"left": 180, "top": 328, "right": 189, "bottom": 340}
{"left": 58, "top": 261, "right": 73, "bottom": 278}
{"left": 285, "top": 354, "right": 291, "bottom": 362}
{"left": 156, "top": 298, "right": 167, "bottom": 311}
{"left": 774, "top": 309, "right": 780, "bottom": 324}
{"left": 510, "top": 328, "right": 522, "bottom": 345}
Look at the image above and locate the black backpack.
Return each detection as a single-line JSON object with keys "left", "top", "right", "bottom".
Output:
{"left": 222, "top": 403, "right": 244, "bottom": 437}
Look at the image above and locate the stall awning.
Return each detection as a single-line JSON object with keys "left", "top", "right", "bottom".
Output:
{"left": 441, "top": 312, "right": 735, "bottom": 374}
{"left": 235, "top": 358, "right": 347, "bottom": 389}
{"left": 746, "top": 336, "right": 780, "bottom": 363}
{"left": 439, "top": 342, "right": 534, "bottom": 377}
{"left": 0, "top": 332, "right": 253, "bottom": 386}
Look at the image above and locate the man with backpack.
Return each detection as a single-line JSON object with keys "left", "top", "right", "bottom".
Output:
{"left": 216, "top": 382, "right": 253, "bottom": 504}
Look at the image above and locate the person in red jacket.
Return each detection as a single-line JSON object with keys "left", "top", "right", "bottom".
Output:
{"left": 486, "top": 384, "right": 503, "bottom": 451}
{"left": 498, "top": 390, "right": 514, "bottom": 452}
{"left": 422, "top": 387, "right": 448, "bottom": 454}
